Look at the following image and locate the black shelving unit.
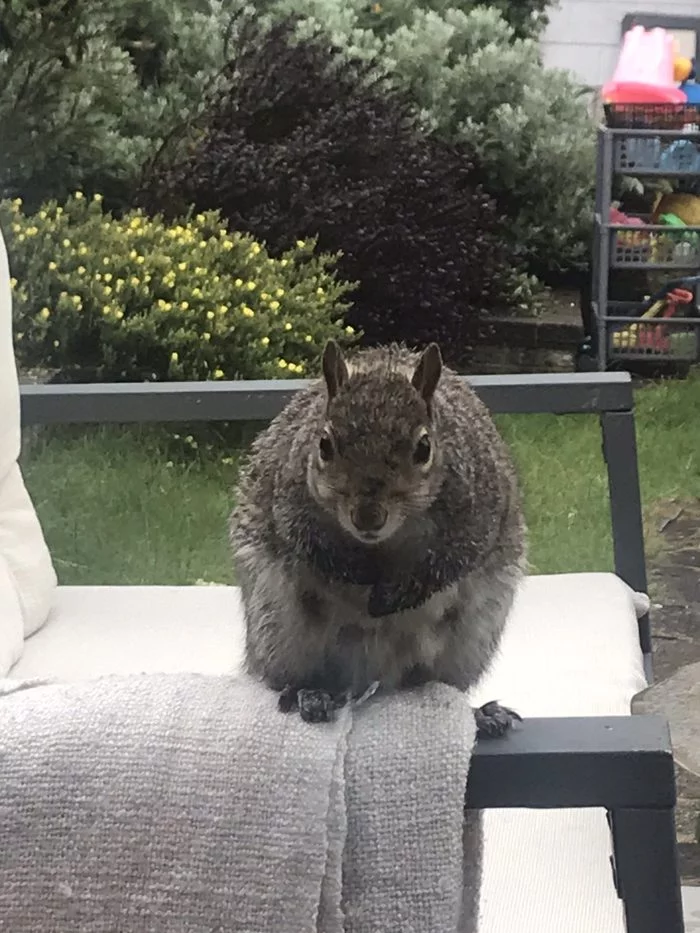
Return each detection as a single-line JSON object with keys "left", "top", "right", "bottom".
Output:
{"left": 591, "top": 105, "right": 700, "bottom": 371}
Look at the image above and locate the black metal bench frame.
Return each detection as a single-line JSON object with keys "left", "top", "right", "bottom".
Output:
{"left": 19, "top": 370, "right": 684, "bottom": 933}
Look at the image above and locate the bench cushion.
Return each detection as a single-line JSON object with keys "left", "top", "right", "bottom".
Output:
{"left": 9, "top": 572, "right": 648, "bottom": 933}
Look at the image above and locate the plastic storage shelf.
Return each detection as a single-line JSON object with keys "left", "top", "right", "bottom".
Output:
{"left": 609, "top": 224, "right": 700, "bottom": 268}
{"left": 603, "top": 302, "right": 699, "bottom": 362}
{"left": 588, "top": 105, "right": 700, "bottom": 371}
{"left": 613, "top": 136, "right": 700, "bottom": 174}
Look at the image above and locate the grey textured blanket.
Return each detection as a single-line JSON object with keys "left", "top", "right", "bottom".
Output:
{"left": 0, "top": 673, "right": 479, "bottom": 932}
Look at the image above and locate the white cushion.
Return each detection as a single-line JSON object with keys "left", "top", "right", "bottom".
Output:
{"left": 9, "top": 572, "right": 647, "bottom": 933}
{"left": 0, "top": 225, "right": 56, "bottom": 662}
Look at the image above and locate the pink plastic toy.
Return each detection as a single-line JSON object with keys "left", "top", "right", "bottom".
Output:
{"left": 602, "top": 26, "right": 687, "bottom": 104}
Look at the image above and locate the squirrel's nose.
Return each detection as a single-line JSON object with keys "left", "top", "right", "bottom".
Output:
{"left": 351, "top": 502, "right": 388, "bottom": 534}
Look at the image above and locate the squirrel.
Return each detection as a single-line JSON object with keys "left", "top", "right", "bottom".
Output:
{"left": 229, "top": 340, "right": 527, "bottom": 737}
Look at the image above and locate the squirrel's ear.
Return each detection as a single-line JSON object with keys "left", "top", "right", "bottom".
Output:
{"left": 412, "top": 343, "right": 442, "bottom": 409}
{"left": 322, "top": 339, "right": 349, "bottom": 402}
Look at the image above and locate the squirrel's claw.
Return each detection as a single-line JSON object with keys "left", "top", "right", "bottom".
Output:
{"left": 474, "top": 700, "right": 522, "bottom": 739}
{"left": 278, "top": 686, "right": 345, "bottom": 723}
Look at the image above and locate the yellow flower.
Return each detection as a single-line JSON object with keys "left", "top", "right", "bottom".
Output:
{"left": 206, "top": 310, "right": 215, "bottom": 320}
{"left": 345, "top": 325, "right": 355, "bottom": 336}
{"left": 74, "top": 191, "right": 84, "bottom": 200}
{"left": 180, "top": 301, "right": 189, "bottom": 311}
{"left": 170, "top": 352, "right": 179, "bottom": 363}
{"left": 17, "top": 234, "right": 25, "bottom": 242}
{"left": 144, "top": 274, "right": 152, "bottom": 283}
{"left": 39, "top": 211, "right": 47, "bottom": 220}
{"left": 316, "top": 287, "right": 324, "bottom": 296}
{"left": 157, "top": 299, "right": 171, "bottom": 311}
{"left": 104, "top": 286, "right": 112, "bottom": 296}
{"left": 261, "top": 292, "right": 269, "bottom": 301}
{"left": 194, "top": 266, "right": 205, "bottom": 275}
{"left": 116, "top": 279, "right": 124, "bottom": 292}
{"left": 222, "top": 240, "right": 233, "bottom": 251}
{"left": 261, "top": 336, "right": 270, "bottom": 346}
{"left": 39, "top": 307, "right": 51, "bottom": 320}
{"left": 270, "top": 300, "right": 280, "bottom": 311}
{"left": 246, "top": 280, "right": 257, "bottom": 291}
{"left": 102, "top": 305, "right": 112, "bottom": 316}
{"left": 11, "top": 197, "right": 22, "bottom": 209}
{"left": 196, "top": 214, "right": 205, "bottom": 224}
{"left": 102, "top": 222, "right": 110, "bottom": 231}
{"left": 77, "top": 266, "right": 86, "bottom": 275}
{"left": 53, "top": 340, "right": 60, "bottom": 348}
{"left": 242, "top": 306, "right": 255, "bottom": 318}
{"left": 130, "top": 276, "right": 140, "bottom": 287}
{"left": 95, "top": 273, "right": 102, "bottom": 281}
{"left": 234, "top": 278, "right": 243, "bottom": 288}
{"left": 202, "top": 332, "right": 211, "bottom": 341}
{"left": 136, "top": 255, "right": 145, "bottom": 265}
{"left": 26, "top": 226, "right": 38, "bottom": 237}
{"left": 275, "top": 288, "right": 285, "bottom": 298}
{"left": 250, "top": 243, "right": 261, "bottom": 255}
{"left": 213, "top": 368, "right": 224, "bottom": 379}
{"left": 199, "top": 240, "right": 207, "bottom": 249}
{"left": 217, "top": 304, "right": 228, "bottom": 315}
{"left": 103, "top": 257, "right": 110, "bottom": 266}
{"left": 9, "top": 278, "right": 17, "bottom": 289}
{"left": 48, "top": 261, "right": 57, "bottom": 271}
{"left": 78, "top": 245, "right": 88, "bottom": 256}
{"left": 129, "top": 217, "right": 141, "bottom": 230}
{"left": 129, "top": 249, "right": 138, "bottom": 260}
{"left": 115, "top": 309, "right": 124, "bottom": 320}
{"left": 296, "top": 240, "right": 306, "bottom": 249}
{"left": 178, "top": 262, "right": 187, "bottom": 271}
{"left": 278, "top": 359, "right": 288, "bottom": 369}
{"left": 104, "top": 273, "right": 113, "bottom": 282}
{"left": 192, "top": 287, "right": 202, "bottom": 299}
{"left": 305, "top": 334, "right": 313, "bottom": 343}
{"left": 11, "top": 223, "right": 21, "bottom": 233}
{"left": 72, "top": 296, "right": 82, "bottom": 307}
{"left": 280, "top": 259, "right": 289, "bottom": 267}
{"left": 284, "top": 322, "right": 292, "bottom": 331}
{"left": 56, "top": 207, "right": 63, "bottom": 216}
{"left": 93, "top": 193, "right": 103, "bottom": 202}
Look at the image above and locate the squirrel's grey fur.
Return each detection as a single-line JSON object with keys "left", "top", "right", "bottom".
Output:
{"left": 229, "top": 341, "right": 527, "bottom": 731}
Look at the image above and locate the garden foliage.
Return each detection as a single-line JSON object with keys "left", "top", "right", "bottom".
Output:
{"left": 140, "top": 16, "right": 528, "bottom": 356}
{"left": 0, "top": 0, "right": 234, "bottom": 211}
{"left": 263, "top": 0, "right": 596, "bottom": 276}
{"left": 1, "top": 194, "right": 355, "bottom": 381}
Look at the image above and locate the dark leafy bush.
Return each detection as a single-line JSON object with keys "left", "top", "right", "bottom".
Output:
{"left": 139, "top": 16, "right": 530, "bottom": 358}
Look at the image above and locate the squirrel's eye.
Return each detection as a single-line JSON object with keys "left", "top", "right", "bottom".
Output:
{"left": 319, "top": 433, "right": 334, "bottom": 463}
{"left": 414, "top": 433, "right": 432, "bottom": 466}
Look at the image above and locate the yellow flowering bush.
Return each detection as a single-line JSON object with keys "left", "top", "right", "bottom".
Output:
{"left": 1, "top": 194, "right": 357, "bottom": 381}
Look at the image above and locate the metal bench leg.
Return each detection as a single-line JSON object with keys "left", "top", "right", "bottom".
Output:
{"left": 609, "top": 806, "right": 684, "bottom": 933}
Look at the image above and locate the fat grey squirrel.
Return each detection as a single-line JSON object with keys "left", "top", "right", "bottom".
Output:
{"left": 229, "top": 341, "right": 527, "bottom": 736}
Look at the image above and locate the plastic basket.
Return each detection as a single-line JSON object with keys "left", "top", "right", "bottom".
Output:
{"left": 604, "top": 102, "right": 700, "bottom": 130}
{"left": 610, "top": 225, "right": 700, "bottom": 267}
{"left": 605, "top": 301, "right": 699, "bottom": 361}
{"left": 614, "top": 136, "right": 700, "bottom": 173}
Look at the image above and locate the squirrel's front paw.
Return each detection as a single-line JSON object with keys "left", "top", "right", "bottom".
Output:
{"left": 278, "top": 686, "right": 342, "bottom": 723}
{"left": 474, "top": 700, "right": 522, "bottom": 739}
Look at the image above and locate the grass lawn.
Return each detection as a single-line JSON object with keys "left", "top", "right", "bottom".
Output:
{"left": 21, "top": 369, "right": 700, "bottom": 585}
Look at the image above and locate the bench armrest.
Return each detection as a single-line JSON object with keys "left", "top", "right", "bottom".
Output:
{"left": 468, "top": 714, "right": 684, "bottom": 933}
{"left": 468, "top": 714, "right": 674, "bottom": 809}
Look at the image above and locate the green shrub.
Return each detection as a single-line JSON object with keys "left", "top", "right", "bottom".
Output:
{"left": 0, "top": 0, "right": 236, "bottom": 211}
{"left": 1, "top": 194, "right": 356, "bottom": 381}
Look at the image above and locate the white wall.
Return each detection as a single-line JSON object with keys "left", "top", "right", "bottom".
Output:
{"left": 541, "top": 1, "right": 700, "bottom": 87}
